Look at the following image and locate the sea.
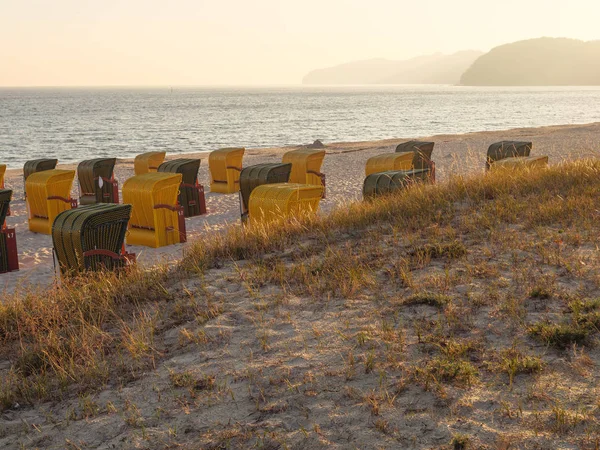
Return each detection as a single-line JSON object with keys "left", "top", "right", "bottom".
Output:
{"left": 1, "top": 85, "right": 599, "bottom": 169}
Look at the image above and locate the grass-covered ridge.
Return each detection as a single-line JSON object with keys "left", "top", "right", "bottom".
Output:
{"left": 2, "top": 160, "right": 600, "bottom": 448}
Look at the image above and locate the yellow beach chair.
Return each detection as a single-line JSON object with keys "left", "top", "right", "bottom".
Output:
{"left": 490, "top": 155, "right": 549, "bottom": 171}
{"left": 365, "top": 153, "right": 414, "bottom": 176}
{"left": 0, "top": 164, "right": 6, "bottom": 189}
{"left": 282, "top": 149, "right": 326, "bottom": 191}
{"left": 134, "top": 151, "right": 166, "bottom": 176}
{"left": 209, "top": 148, "right": 245, "bottom": 194}
{"left": 26, "top": 169, "right": 76, "bottom": 235}
{"left": 122, "top": 173, "right": 186, "bottom": 248}
{"left": 248, "top": 183, "right": 324, "bottom": 224}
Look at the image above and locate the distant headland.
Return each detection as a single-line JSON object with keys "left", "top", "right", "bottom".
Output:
{"left": 303, "top": 37, "right": 600, "bottom": 86}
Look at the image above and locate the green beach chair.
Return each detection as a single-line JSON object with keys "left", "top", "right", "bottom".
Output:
{"left": 77, "top": 158, "right": 118, "bottom": 205}
{"left": 486, "top": 141, "right": 532, "bottom": 170}
{"left": 23, "top": 158, "right": 58, "bottom": 198}
{"left": 363, "top": 169, "right": 432, "bottom": 199}
{"left": 52, "top": 203, "right": 134, "bottom": 275}
{"left": 395, "top": 140, "right": 436, "bottom": 180}
{"left": 158, "top": 158, "right": 206, "bottom": 217}
{"left": 239, "top": 163, "right": 292, "bottom": 221}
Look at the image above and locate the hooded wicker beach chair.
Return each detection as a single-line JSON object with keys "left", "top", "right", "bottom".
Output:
{"left": 486, "top": 141, "right": 532, "bottom": 170}
{"left": 209, "top": 147, "right": 245, "bottom": 194}
{"left": 363, "top": 169, "right": 432, "bottom": 199}
{"left": 26, "top": 169, "right": 76, "bottom": 235}
{"left": 0, "top": 164, "right": 6, "bottom": 189}
{"left": 23, "top": 159, "right": 58, "bottom": 198}
{"left": 395, "top": 141, "right": 435, "bottom": 170}
{"left": 52, "top": 204, "right": 134, "bottom": 274}
{"left": 158, "top": 158, "right": 206, "bottom": 217}
{"left": 489, "top": 155, "right": 549, "bottom": 171}
{"left": 239, "top": 163, "right": 292, "bottom": 221}
{"left": 248, "top": 183, "right": 324, "bottom": 224}
{"left": 0, "top": 189, "right": 19, "bottom": 273}
{"left": 23, "top": 159, "right": 59, "bottom": 183}
{"left": 134, "top": 151, "right": 166, "bottom": 176}
{"left": 282, "top": 149, "right": 326, "bottom": 196}
{"left": 122, "top": 172, "right": 186, "bottom": 248}
{"left": 77, "top": 158, "right": 118, "bottom": 205}
{"left": 365, "top": 153, "right": 414, "bottom": 177}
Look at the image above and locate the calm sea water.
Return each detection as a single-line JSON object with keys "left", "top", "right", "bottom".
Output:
{"left": 1, "top": 85, "right": 599, "bottom": 169}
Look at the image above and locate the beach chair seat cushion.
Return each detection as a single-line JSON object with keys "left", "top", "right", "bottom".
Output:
{"left": 248, "top": 182, "right": 323, "bottom": 224}
{"left": 365, "top": 153, "right": 414, "bottom": 176}
{"left": 209, "top": 148, "right": 245, "bottom": 194}
{"left": 52, "top": 204, "right": 133, "bottom": 274}
{"left": 134, "top": 152, "right": 166, "bottom": 176}
{"left": 363, "top": 169, "right": 432, "bottom": 198}
{"left": 122, "top": 172, "right": 186, "bottom": 248}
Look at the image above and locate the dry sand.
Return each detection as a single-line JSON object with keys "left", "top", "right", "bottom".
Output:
{"left": 2, "top": 122, "right": 600, "bottom": 293}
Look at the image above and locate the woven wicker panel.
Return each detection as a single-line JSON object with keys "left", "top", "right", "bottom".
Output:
{"left": 52, "top": 203, "right": 131, "bottom": 274}
{"left": 23, "top": 159, "right": 58, "bottom": 187}
{"left": 363, "top": 169, "right": 432, "bottom": 199}
{"left": 158, "top": 159, "right": 202, "bottom": 217}
{"left": 239, "top": 163, "right": 292, "bottom": 215}
{"left": 77, "top": 158, "right": 117, "bottom": 205}
{"left": 486, "top": 141, "right": 532, "bottom": 170}
{"left": 395, "top": 141, "right": 435, "bottom": 170}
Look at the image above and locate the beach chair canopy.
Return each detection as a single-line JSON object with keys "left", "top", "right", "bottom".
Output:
{"left": 134, "top": 151, "right": 166, "bottom": 176}
{"left": 209, "top": 147, "right": 245, "bottom": 194}
{"left": 158, "top": 158, "right": 204, "bottom": 217}
{"left": 122, "top": 172, "right": 184, "bottom": 248}
{"left": 0, "top": 189, "right": 11, "bottom": 227}
{"left": 77, "top": 158, "right": 117, "bottom": 205}
{"left": 248, "top": 182, "right": 323, "bottom": 224}
{"left": 158, "top": 158, "right": 200, "bottom": 185}
{"left": 23, "top": 159, "right": 58, "bottom": 184}
{"left": 363, "top": 169, "right": 432, "bottom": 199}
{"left": 239, "top": 163, "right": 292, "bottom": 217}
{"left": 486, "top": 141, "right": 532, "bottom": 170}
{"left": 395, "top": 141, "right": 435, "bottom": 170}
{"left": 282, "top": 148, "right": 325, "bottom": 186}
{"left": 0, "top": 164, "right": 6, "bottom": 189}
{"left": 52, "top": 203, "right": 132, "bottom": 274}
{"left": 365, "top": 153, "right": 413, "bottom": 177}
{"left": 489, "top": 155, "right": 548, "bottom": 171}
{"left": 26, "top": 169, "right": 75, "bottom": 235}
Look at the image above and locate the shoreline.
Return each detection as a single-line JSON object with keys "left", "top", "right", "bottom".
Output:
{"left": 2, "top": 121, "right": 600, "bottom": 293}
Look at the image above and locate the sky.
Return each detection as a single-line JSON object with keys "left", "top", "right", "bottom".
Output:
{"left": 1, "top": 0, "right": 599, "bottom": 86}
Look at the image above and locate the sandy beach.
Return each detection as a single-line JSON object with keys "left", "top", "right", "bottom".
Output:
{"left": 2, "top": 122, "right": 600, "bottom": 293}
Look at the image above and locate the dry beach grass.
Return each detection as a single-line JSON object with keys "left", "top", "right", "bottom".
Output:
{"left": 2, "top": 121, "right": 600, "bottom": 293}
{"left": 2, "top": 158, "right": 600, "bottom": 448}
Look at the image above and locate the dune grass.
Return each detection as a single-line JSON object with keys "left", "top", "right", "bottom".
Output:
{"left": 2, "top": 160, "right": 600, "bottom": 447}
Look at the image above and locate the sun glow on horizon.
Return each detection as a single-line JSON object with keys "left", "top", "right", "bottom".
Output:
{"left": 1, "top": 0, "right": 599, "bottom": 87}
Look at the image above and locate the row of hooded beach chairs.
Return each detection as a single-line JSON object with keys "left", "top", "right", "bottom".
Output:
{"left": 0, "top": 140, "right": 547, "bottom": 276}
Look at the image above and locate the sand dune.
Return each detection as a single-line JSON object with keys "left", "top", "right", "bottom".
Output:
{"left": 2, "top": 122, "right": 599, "bottom": 293}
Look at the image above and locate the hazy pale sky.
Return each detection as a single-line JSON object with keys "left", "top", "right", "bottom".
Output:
{"left": 1, "top": 0, "right": 599, "bottom": 86}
